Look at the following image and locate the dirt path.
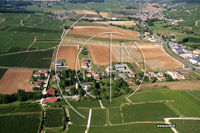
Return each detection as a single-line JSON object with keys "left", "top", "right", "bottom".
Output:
{"left": 186, "top": 91, "right": 200, "bottom": 101}
{"left": 0, "top": 18, "right": 5, "bottom": 24}
{"left": 195, "top": 20, "right": 200, "bottom": 27}
{"left": 85, "top": 109, "right": 92, "bottom": 133}
{"left": 120, "top": 106, "right": 124, "bottom": 123}
{"left": 27, "top": 36, "right": 37, "bottom": 51}
{"left": 20, "top": 14, "right": 30, "bottom": 26}
{"left": 0, "top": 111, "right": 41, "bottom": 116}
{"left": 33, "top": 17, "right": 44, "bottom": 26}
{"left": 164, "top": 103, "right": 184, "bottom": 118}
{"left": 99, "top": 100, "right": 105, "bottom": 109}
{"left": 106, "top": 7, "right": 112, "bottom": 13}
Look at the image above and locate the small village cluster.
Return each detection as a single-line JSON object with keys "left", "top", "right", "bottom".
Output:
{"left": 169, "top": 42, "right": 200, "bottom": 65}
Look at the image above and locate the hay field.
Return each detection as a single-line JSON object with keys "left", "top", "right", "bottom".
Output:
{"left": 73, "top": 10, "right": 98, "bottom": 15}
{"left": 68, "top": 26, "right": 140, "bottom": 40}
{"left": 133, "top": 43, "right": 183, "bottom": 70}
{"left": 0, "top": 69, "right": 33, "bottom": 94}
{"left": 88, "top": 45, "right": 118, "bottom": 65}
{"left": 142, "top": 5, "right": 166, "bottom": 11}
{"left": 95, "top": 21, "right": 136, "bottom": 26}
{"left": 55, "top": 46, "right": 80, "bottom": 70}
{"left": 99, "top": 12, "right": 108, "bottom": 18}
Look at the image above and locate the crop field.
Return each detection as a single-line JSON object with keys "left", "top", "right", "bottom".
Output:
{"left": 170, "top": 120, "right": 200, "bottom": 133}
{"left": 122, "top": 103, "right": 178, "bottom": 123}
{"left": 101, "top": 96, "right": 128, "bottom": 108}
{"left": 109, "top": 107, "right": 122, "bottom": 124}
{"left": 89, "top": 123, "right": 173, "bottom": 133}
{"left": 0, "top": 104, "right": 41, "bottom": 114}
{"left": 99, "top": 12, "right": 108, "bottom": 18}
{"left": 68, "top": 108, "right": 89, "bottom": 125}
{"left": 44, "top": 109, "right": 64, "bottom": 127}
{"left": 95, "top": 21, "right": 136, "bottom": 26}
{"left": 142, "top": 5, "right": 166, "bottom": 11}
{"left": 133, "top": 43, "right": 183, "bottom": 70}
{"left": 88, "top": 45, "right": 118, "bottom": 65}
{"left": 0, "top": 114, "right": 41, "bottom": 133}
{"left": 67, "top": 125, "right": 86, "bottom": 133}
{"left": 69, "top": 100, "right": 101, "bottom": 108}
{"left": 68, "top": 26, "right": 140, "bottom": 40}
{"left": 0, "top": 49, "right": 53, "bottom": 68}
{"left": 73, "top": 10, "right": 98, "bottom": 15}
{"left": 55, "top": 46, "right": 80, "bottom": 70}
{"left": 0, "top": 68, "right": 7, "bottom": 80}
{"left": 128, "top": 89, "right": 172, "bottom": 103}
{"left": 90, "top": 109, "right": 106, "bottom": 126}
{"left": 0, "top": 69, "right": 34, "bottom": 94}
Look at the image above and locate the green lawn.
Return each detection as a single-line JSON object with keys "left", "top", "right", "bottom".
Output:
{"left": 122, "top": 103, "right": 178, "bottom": 123}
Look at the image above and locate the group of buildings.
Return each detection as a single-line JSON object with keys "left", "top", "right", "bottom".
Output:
{"left": 32, "top": 70, "right": 49, "bottom": 88}
{"left": 169, "top": 42, "right": 200, "bottom": 65}
{"left": 133, "top": 10, "right": 164, "bottom": 21}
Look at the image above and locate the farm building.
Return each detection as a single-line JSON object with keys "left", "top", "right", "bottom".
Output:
{"left": 81, "top": 58, "right": 90, "bottom": 69}
{"left": 54, "top": 61, "right": 63, "bottom": 68}
{"left": 126, "top": 79, "right": 133, "bottom": 83}
{"left": 114, "top": 64, "right": 125, "bottom": 72}
{"left": 47, "top": 89, "right": 55, "bottom": 95}
{"left": 193, "top": 49, "right": 200, "bottom": 54}
{"left": 129, "top": 73, "right": 135, "bottom": 77}
{"left": 34, "top": 81, "right": 43, "bottom": 88}
{"left": 172, "top": 48, "right": 184, "bottom": 55}
{"left": 44, "top": 97, "right": 58, "bottom": 103}
{"left": 189, "top": 59, "right": 198, "bottom": 65}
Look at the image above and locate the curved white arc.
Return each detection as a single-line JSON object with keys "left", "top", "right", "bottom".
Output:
{"left": 75, "top": 36, "right": 96, "bottom": 98}
{"left": 127, "top": 42, "right": 146, "bottom": 98}
{"left": 55, "top": 15, "right": 87, "bottom": 119}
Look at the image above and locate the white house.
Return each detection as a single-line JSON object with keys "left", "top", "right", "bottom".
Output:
{"left": 114, "top": 64, "right": 125, "bottom": 72}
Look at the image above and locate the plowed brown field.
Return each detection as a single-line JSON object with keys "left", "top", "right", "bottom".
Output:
{"left": 73, "top": 10, "right": 98, "bottom": 15}
{"left": 88, "top": 45, "right": 118, "bottom": 65}
{"left": 99, "top": 12, "right": 108, "bottom": 18}
{"left": 68, "top": 26, "right": 139, "bottom": 40}
{"left": 0, "top": 69, "right": 33, "bottom": 94}
{"left": 133, "top": 43, "right": 183, "bottom": 70}
{"left": 56, "top": 46, "right": 80, "bottom": 70}
{"left": 96, "top": 21, "right": 136, "bottom": 26}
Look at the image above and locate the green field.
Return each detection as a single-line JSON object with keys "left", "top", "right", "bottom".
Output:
{"left": 129, "top": 89, "right": 172, "bottom": 103}
{"left": 101, "top": 96, "right": 128, "bottom": 108}
{"left": 89, "top": 123, "right": 173, "bottom": 133}
{"left": 0, "top": 68, "right": 7, "bottom": 79}
{"left": 170, "top": 120, "right": 200, "bottom": 133}
{"left": 0, "top": 49, "right": 54, "bottom": 68}
{"left": 44, "top": 109, "right": 64, "bottom": 127}
{"left": 122, "top": 103, "right": 178, "bottom": 123}
{"left": 109, "top": 107, "right": 122, "bottom": 124}
{"left": 68, "top": 108, "right": 89, "bottom": 125}
{"left": 67, "top": 125, "right": 86, "bottom": 133}
{"left": 0, "top": 104, "right": 41, "bottom": 114}
{"left": 0, "top": 114, "right": 41, "bottom": 133}
{"left": 90, "top": 109, "right": 106, "bottom": 126}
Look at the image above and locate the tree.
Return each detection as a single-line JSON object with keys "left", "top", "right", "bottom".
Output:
{"left": 70, "top": 87, "right": 77, "bottom": 95}
{"left": 62, "top": 70, "right": 67, "bottom": 78}
{"left": 143, "top": 76, "right": 149, "bottom": 82}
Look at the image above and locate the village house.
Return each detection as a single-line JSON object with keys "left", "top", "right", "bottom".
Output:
{"left": 81, "top": 58, "right": 90, "bottom": 69}
{"left": 157, "top": 77, "right": 166, "bottom": 81}
{"left": 114, "top": 64, "right": 125, "bottom": 72}
{"left": 193, "top": 49, "right": 200, "bottom": 54}
{"left": 129, "top": 73, "right": 135, "bottom": 77}
{"left": 41, "top": 70, "right": 49, "bottom": 77}
{"left": 82, "top": 82, "right": 91, "bottom": 91}
{"left": 33, "top": 72, "right": 41, "bottom": 77}
{"left": 126, "top": 79, "right": 133, "bottom": 83}
{"left": 47, "top": 89, "right": 55, "bottom": 95}
{"left": 34, "top": 81, "right": 43, "bottom": 88}
{"left": 86, "top": 72, "right": 92, "bottom": 77}
{"left": 94, "top": 75, "right": 100, "bottom": 80}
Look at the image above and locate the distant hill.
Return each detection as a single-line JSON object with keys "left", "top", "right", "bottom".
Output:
{"left": 171, "top": 0, "right": 200, "bottom": 4}
{"left": 68, "top": 0, "right": 104, "bottom": 4}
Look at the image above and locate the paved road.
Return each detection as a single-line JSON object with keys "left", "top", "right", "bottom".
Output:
{"left": 140, "top": 17, "right": 200, "bottom": 73}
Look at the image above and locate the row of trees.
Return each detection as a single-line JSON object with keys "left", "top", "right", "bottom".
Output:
{"left": 0, "top": 89, "right": 42, "bottom": 104}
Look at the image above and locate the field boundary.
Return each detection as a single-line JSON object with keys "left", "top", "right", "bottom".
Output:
{"left": 85, "top": 109, "right": 92, "bottom": 133}
{"left": 186, "top": 90, "right": 200, "bottom": 101}
{"left": 164, "top": 103, "right": 184, "bottom": 118}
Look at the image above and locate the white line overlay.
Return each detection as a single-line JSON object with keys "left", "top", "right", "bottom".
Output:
{"left": 85, "top": 109, "right": 92, "bottom": 133}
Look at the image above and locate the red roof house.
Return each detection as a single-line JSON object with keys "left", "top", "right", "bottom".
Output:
{"left": 94, "top": 75, "right": 100, "bottom": 80}
{"left": 129, "top": 73, "right": 135, "bottom": 77}
{"left": 34, "top": 81, "right": 43, "bottom": 88}
{"left": 126, "top": 79, "right": 133, "bottom": 83}
{"left": 41, "top": 70, "right": 49, "bottom": 76}
{"left": 47, "top": 89, "right": 55, "bottom": 94}
{"left": 44, "top": 97, "right": 57, "bottom": 103}
{"left": 86, "top": 72, "right": 92, "bottom": 77}
{"left": 33, "top": 72, "right": 41, "bottom": 77}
